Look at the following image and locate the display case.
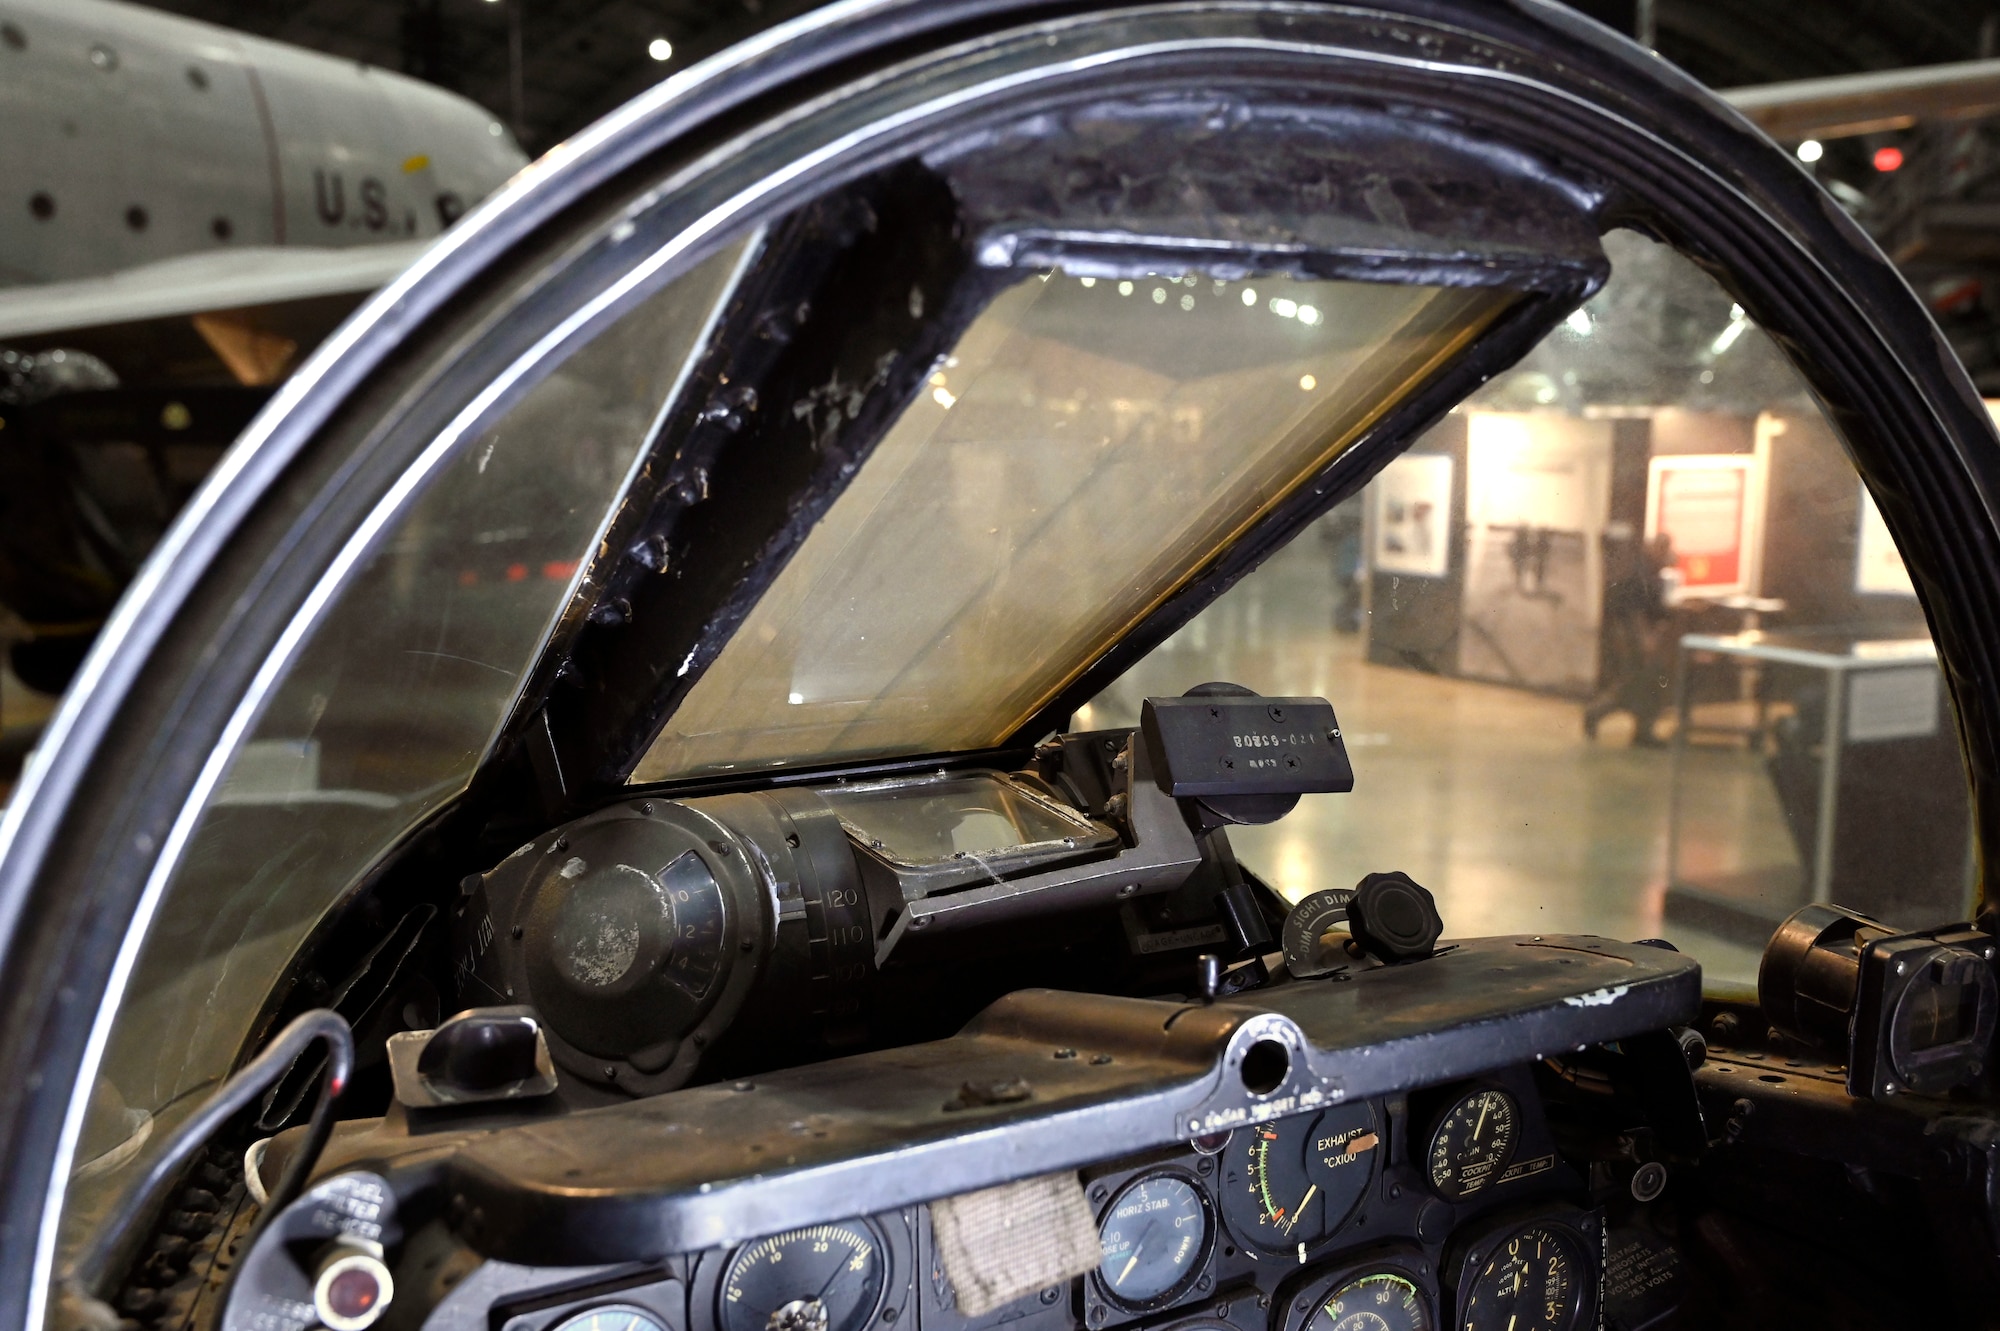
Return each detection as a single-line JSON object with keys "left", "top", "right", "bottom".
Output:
{"left": 1663, "top": 630, "right": 1973, "bottom": 946}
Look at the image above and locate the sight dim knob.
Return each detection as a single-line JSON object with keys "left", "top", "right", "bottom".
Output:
{"left": 1347, "top": 871, "right": 1443, "bottom": 962}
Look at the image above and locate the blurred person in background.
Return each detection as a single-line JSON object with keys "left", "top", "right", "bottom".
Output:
{"left": 1585, "top": 527, "right": 1678, "bottom": 745}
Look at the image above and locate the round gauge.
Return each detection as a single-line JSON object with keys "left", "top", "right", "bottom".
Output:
{"left": 1096, "top": 1172, "right": 1210, "bottom": 1307}
{"left": 1426, "top": 1089, "right": 1518, "bottom": 1201}
{"left": 1309, "top": 1272, "right": 1433, "bottom": 1331}
{"left": 1305, "top": 1103, "right": 1378, "bottom": 1236}
{"left": 1459, "top": 1225, "right": 1586, "bottom": 1331}
{"left": 1221, "top": 1117, "right": 1323, "bottom": 1251}
{"left": 553, "top": 1309, "right": 668, "bottom": 1331}
{"left": 720, "top": 1222, "right": 887, "bottom": 1331}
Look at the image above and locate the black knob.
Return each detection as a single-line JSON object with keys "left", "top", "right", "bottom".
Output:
{"left": 1347, "top": 872, "right": 1443, "bottom": 962}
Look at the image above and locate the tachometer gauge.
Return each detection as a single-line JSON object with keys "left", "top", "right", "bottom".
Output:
{"left": 721, "top": 1222, "right": 887, "bottom": 1331}
{"left": 1309, "top": 1272, "right": 1433, "bottom": 1331}
{"left": 1426, "top": 1089, "right": 1517, "bottom": 1201}
{"left": 1095, "top": 1171, "right": 1210, "bottom": 1307}
{"left": 1459, "top": 1225, "right": 1586, "bottom": 1331}
{"left": 553, "top": 1309, "right": 668, "bottom": 1331}
{"left": 1221, "top": 1118, "right": 1322, "bottom": 1252}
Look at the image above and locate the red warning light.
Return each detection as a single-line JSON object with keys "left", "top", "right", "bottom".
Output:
{"left": 1874, "top": 146, "right": 1905, "bottom": 173}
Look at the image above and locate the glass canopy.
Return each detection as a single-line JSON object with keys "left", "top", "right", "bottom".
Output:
{"left": 636, "top": 270, "right": 1512, "bottom": 779}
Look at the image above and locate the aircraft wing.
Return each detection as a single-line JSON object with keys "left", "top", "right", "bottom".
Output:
{"left": 0, "top": 239, "right": 429, "bottom": 345}
{"left": 1721, "top": 57, "right": 2000, "bottom": 142}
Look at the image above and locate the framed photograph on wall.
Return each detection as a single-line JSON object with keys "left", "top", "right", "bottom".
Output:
{"left": 1372, "top": 452, "right": 1454, "bottom": 578}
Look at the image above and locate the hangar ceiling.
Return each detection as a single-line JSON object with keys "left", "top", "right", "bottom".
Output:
{"left": 128, "top": 0, "right": 2000, "bottom": 154}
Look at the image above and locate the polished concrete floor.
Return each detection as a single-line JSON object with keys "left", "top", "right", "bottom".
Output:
{"left": 1081, "top": 518, "right": 1781, "bottom": 990}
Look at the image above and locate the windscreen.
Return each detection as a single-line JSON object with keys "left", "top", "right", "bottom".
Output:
{"left": 635, "top": 271, "right": 1513, "bottom": 779}
{"left": 58, "top": 237, "right": 754, "bottom": 1261}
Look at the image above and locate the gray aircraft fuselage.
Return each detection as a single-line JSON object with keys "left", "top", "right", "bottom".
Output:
{"left": 0, "top": 0, "right": 528, "bottom": 287}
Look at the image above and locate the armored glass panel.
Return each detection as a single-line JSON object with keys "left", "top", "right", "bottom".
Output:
{"left": 60, "top": 238, "right": 751, "bottom": 1253}
{"left": 1082, "top": 231, "right": 1969, "bottom": 991}
{"left": 637, "top": 272, "right": 1511, "bottom": 779}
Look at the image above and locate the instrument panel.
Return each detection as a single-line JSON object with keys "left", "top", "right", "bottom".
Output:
{"left": 455, "top": 1068, "right": 1600, "bottom": 1331}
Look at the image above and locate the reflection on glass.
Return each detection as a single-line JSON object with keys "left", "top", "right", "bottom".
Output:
{"left": 821, "top": 770, "right": 1099, "bottom": 866}
{"left": 61, "top": 238, "right": 751, "bottom": 1252}
{"left": 1084, "top": 231, "right": 1968, "bottom": 992}
{"left": 638, "top": 271, "right": 1511, "bottom": 779}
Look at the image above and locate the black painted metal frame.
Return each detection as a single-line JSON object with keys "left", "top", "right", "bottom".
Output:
{"left": 0, "top": 2, "right": 1996, "bottom": 1325}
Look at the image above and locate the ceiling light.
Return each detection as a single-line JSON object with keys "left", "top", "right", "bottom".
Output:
{"left": 648, "top": 37, "right": 673, "bottom": 61}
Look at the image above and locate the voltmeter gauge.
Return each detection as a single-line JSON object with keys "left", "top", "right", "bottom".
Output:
{"left": 1095, "top": 1172, "right": 1210, "bottom": 1307}
{"left": 1458, "top": 1224, "right": 1587, "bottom": 1331}
{"left": 720, "top": 1222, "right": 887, "bottom": 1331}
{"left": 1426, "top": 1089, "right": 1517, "bottom": 1201}
{"left": 1308, "top": 1272, "right": 1432, "bottom": 1331}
